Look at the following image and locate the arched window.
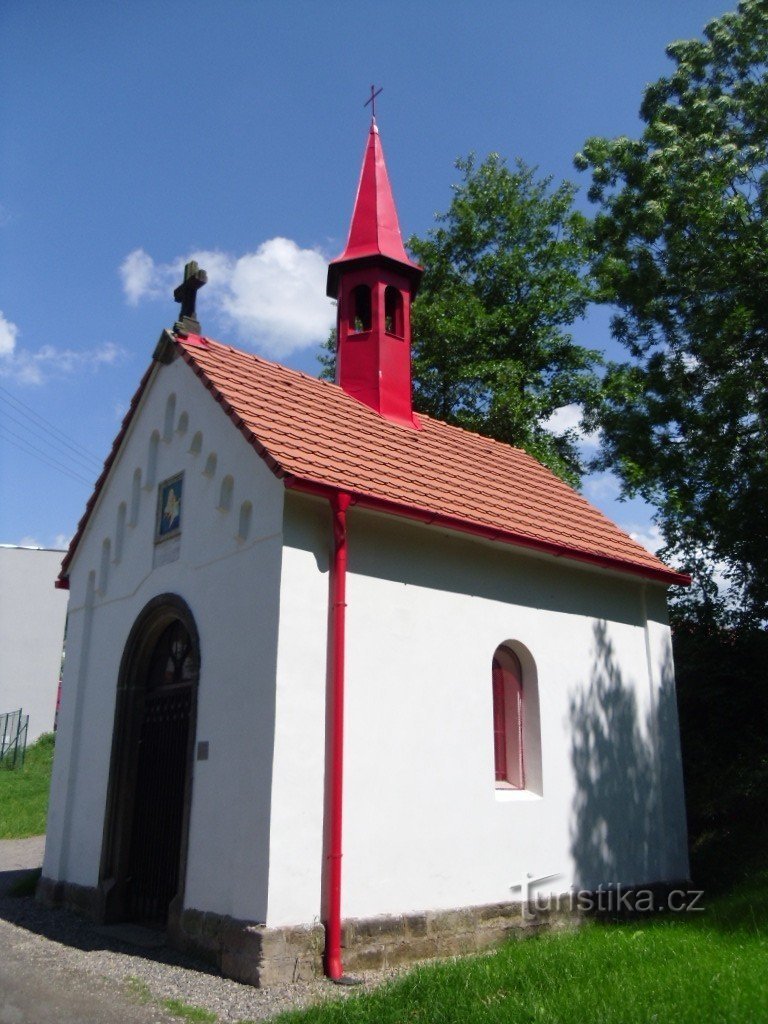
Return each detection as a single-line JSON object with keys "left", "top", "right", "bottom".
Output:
{"left": 350, "top": 285, "right": 371, "bottom": 333}
{"left": 384, "top": 286, "right": 403, "bottom": 336}
{"left": 190, "top": 431, "right": 203, "bottom": 455}
{"left": 491, "top": 643, "right": 543, "bottom": 794}
{"left": 492, "top": 646, "right": 525, "bottom": 788}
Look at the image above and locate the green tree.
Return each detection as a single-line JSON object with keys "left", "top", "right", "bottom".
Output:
{"left": 576, "top": 0, "right": 768, "bottom": 620}
{"left": 321, "top": 154, "right": 600, "bottom": 486}
{"left": 671, "top": 602, "right": 768, "bottom": 888}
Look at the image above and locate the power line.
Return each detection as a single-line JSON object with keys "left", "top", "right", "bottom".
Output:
{"left": 0, "top": 426, "right": 94, "bottom": 487}
{"left": 0, "top": 384, "right": 104, "bottom": 469}
{"left": 0, "top": 424, "right": 95, "bottom": 487}
{"left": 0, "top": 403, "right": 103, "bottom": 476}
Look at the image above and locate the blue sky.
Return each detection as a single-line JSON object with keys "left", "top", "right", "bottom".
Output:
{"left": 0, "top": 1, "right": 735, "bottom": 552}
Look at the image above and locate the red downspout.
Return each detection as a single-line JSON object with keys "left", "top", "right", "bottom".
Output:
{"left": 325, "top": 490, "right": 351, "bottom": 980}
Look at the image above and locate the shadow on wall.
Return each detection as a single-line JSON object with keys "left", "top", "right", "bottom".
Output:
{"left": 569, "top": 620, "right": 686, "bottom": 891}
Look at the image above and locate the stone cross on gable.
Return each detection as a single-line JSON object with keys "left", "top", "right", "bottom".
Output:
{"left": 173, "top": 261, "right": 207, "bottom": 336}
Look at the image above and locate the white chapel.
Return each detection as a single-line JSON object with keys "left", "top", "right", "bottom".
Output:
{"left": 41, "top": 119, "right": 690, "bottom": 985}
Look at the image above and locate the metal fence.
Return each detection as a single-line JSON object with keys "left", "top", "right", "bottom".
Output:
{"left": 0, "top": 709, "right": 29, "bottom": 770}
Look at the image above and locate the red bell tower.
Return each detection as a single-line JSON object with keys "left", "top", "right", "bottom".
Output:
{"left": 327, "top": 119, "right": 423, "bottom": 428}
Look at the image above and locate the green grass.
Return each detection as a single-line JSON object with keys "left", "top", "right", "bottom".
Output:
{"left": 160, "top": 1000, "right": 217, "bottom": 1023}
{"left": 125, "top": 976, "right": 153, "bottom": 1005}
{"left": 125, "top": 978, "right": 217, "bottom": 1022}
{"left": 273, "top": 872, "right": 768, "bottom": 1024}
{"left": 0, "top": 733, "right": 55, "bottom": 839}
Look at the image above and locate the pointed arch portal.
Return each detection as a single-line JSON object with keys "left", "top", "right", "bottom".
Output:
{"left": 100, "top": 595, "right": 199, "bottom": 926}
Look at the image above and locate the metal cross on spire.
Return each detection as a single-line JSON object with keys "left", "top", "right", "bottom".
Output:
{"left": 364, "top": 84, "right": 383, "bottom": 121}
{"left": 173, "top": 260, "right": 207, "bottom": 336}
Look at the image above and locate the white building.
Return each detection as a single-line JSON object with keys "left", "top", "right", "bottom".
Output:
{"left": 41, "top": 122, "right": 689, "bottom": 986}
{"left": 0, "top": 545, "right": 68, "bottom": 743}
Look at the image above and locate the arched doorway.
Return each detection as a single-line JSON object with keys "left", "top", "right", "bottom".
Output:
{"left": 100, "top": 596, "right": 199, "bottom": 926}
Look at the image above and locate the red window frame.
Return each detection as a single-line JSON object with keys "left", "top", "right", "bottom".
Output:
{"left": 492, "top": 648, "right": 524, "bottom": 789}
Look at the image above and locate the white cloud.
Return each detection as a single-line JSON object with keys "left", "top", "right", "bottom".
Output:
{"left": 0, "top": 339, "right": 124, "bottom": 386}
{"left": 16, "top": 533, "right": 71, "bottom": 550}
{"left": 120, "top": 239, "right": 335, "bottom": 358}
{"left": 582, "top": 471, "right": 621, "bottom": 505}
{"left": 0, "top": 310, "right": 19, "bottom": 357}
{"left": 627, "top": 522, "right": 665, "bottom": 555}
{"left": 0, "top": 307, "right": 123, "bottom": 385}
{"left": 218, "top": 240, "right": 334, "bottom": 356}
{"left": 544, "top": 403, "right": 581, "bottom": 433}
{"left": 120, "top": 249, "right": 159, "bottom": 305}
{"left": 544, "top": 403, "right": 600, "bottom": 449}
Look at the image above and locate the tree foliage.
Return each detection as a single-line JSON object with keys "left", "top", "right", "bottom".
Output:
{"left": 321, "top": 155, "right": 600, "bottom": 486}
{"left": 408, "top": 155, "right": 599, "bottom": 486}
{"left": 671, "top": 603, "right": 768, "bottom": 887}
{"left": 576, "top": 0, "right": 768, "bottom": 620}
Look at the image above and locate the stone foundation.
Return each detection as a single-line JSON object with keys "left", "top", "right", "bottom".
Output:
{"left": 172, "top": 898, "right": 581, "bottom": 983}
{"left": 37, "top": 875, "right": 581, "bottom": 986}
{"left": 37, "top": 876, "right": 105, "bottom": 919}
{"left": 172, "top": 908, "right": 325, "bottom": 986}
{"left": 340, "top": 898, "right": 579, "bottom": 972}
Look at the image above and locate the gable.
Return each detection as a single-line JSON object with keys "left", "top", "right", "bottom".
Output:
{"left": 60, "top": 353, "right": 283, "bottom": 594}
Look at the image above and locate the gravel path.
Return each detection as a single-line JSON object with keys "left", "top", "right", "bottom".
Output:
{"left": 0, "top": 837, "right": 397, "bottom": 1023}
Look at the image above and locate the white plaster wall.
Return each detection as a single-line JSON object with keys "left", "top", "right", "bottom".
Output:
{"left": 267, "top": 498, "right": 331, "bottom": 926}
{"left": 644, "top": 586, "right": 690, "bottom": 882}
{"left": 0, "top": 547, "right": 69, "bottom": 741}
{"left": 267, "top": 497, "right": 689, "bottom": 927}
{"left": 44, "top": 353, "right": 284, "bottom": 923}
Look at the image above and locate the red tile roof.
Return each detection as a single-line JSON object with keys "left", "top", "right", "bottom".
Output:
{"left": 58, "top": 332, "right": 688, "bottom": 587}
{"left": 184, "top": 335, "right": 686, "bottom": 584}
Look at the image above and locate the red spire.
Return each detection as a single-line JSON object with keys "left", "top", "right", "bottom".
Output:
{"left": 327, "top": 121, "right": 421, "bottom": 297}
{"left": 328, "top": 119, "right": 422, "bottom": 429}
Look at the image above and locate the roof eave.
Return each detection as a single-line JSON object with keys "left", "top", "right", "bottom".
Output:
{"left": 326, "top": 251, "right": 423, "bottom": 298}
{"left": 283, "top": 474, "right": 691, "bottom": 588}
